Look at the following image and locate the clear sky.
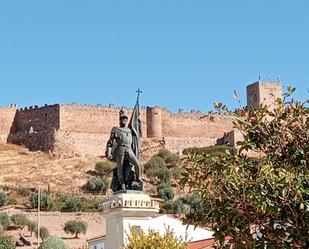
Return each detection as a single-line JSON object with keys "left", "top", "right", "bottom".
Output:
{"left": 0, "top": 1, "right": 308, "bottom": 112}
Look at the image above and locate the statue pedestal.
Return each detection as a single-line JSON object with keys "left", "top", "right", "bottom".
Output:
{"left": 99, "top": 191, "right": 160, "bottom": 249}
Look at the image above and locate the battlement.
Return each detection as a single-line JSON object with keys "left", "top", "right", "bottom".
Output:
{"left": 0, "top": 81, "right": 283, "bottom": 155}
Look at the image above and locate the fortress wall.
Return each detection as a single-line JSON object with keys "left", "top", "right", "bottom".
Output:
{"left": 160, "top": 110, "right": 234, "bottom": 153}
{"left": 59, "top": 105, "right": 147, "bottom": 135}
{"left": 54, "top": 130, "right": 109, "bottom": 156}
{"left": 11, "top": 104, "right": 60, "bottom": 133}
{"left": 0, "top": 106, "right": 17, "bottom": 143}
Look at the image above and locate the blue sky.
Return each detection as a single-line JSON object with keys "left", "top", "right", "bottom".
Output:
{"left": 0, "top": 1, "right": 308, "bottom": 112}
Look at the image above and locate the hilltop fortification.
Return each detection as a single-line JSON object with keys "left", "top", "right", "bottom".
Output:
{"left": 0, "top": 81, "right": 282, "bottom": 156}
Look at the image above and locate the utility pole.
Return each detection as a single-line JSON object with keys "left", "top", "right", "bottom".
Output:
{"left": 37, "top": 188, "right": 41, "bottom": 248}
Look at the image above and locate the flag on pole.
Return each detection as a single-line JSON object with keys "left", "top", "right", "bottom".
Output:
{"left": 129, "top": 94, "right": 142, "bottom": 158}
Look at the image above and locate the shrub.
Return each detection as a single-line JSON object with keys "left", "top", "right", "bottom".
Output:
{"left": 171, "top": 166, "right": 184, "bottom": 180}
{"left": 61, "top": 196, "right": 84, "bottom": 212}
{"left": 144, "top": 156, "right": 167, "bottom": 182}
{"left": 10, "top": 214, "right": 29, "bottom": 229}
{"left": 64, "top": 220, "right": 87, "bottom": 238}
{"left": 29, "top": 193, "right": 54, "bottom": 211}
{"left": 85, "top": 177, "right": 109, "bottom": 194}
{"left": 35, "top": 226, "right": 50, "bottom": 241}
{"left": 27, "top": 220, "right": 36, "bottom": 236}
{"left": 38, "top": 235, "right": 69, "bottom": 249}
{"left": 157, "top": 149, "right": 172, "bottom": 161}
{"left": 95, "top": 161, "right": 115, "bottom": 176}
{"left": 182, "top": 145, "right": 236, "bottom": 156}
{"left": 124, "top": 228, "right": 187, "bottom": 249}
{"left": 165, "top": 154, "right": 181, "bottom": 167}
{"left": 162, "top": 199, "right": 185, "bottom": 214}
{"left": 0, "top": 192, "right": 8, "bottom": 207}
{"left": 0, "top": 235, "right": 15, "bottom": 249}
{"left": 157, "top": 182, "right": 174, "bottom": 201}
{"left": 18, "top": 187, "right": 32, "bottom": 197}
{"left": 0, "top": 213, "right": 10, "bottom": 230}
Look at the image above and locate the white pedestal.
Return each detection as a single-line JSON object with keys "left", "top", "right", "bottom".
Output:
{"left": 99, "top": 191, "right": 160, "bottom": 249}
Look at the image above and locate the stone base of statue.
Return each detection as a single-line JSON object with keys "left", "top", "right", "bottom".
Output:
{"left": 98, "top": 190, "right": 160, "bottom": 249}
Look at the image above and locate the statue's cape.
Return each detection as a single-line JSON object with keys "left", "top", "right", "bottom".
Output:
{"left": 128, "top": 101, "right": 142, "bottom": 158}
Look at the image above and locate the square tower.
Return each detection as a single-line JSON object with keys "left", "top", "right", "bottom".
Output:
{"left": 246, "top": 81, "right": 282, "bottom": 109}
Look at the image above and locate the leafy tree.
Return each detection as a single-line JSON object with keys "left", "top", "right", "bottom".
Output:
{"left": 10, "top": 214, "right": 29, "bottom": 229}
{"left": 38, "top": 236, "right": 69, "bottom": 249}
{"left": 63, "top": 220, "right": 87, "bottom": 238}
{"left": 35, "top": 227, "right": 50, "bottom": 242}
{"left": 0, "top": 235, "right": 15, "bottom": 249}
{"left": 61, "top": 196, "right": 84, "bottom": 212}
{"left": 124, "top": 228, "right": 187, "bottom": 249}
{"left": 0, "top": 213, "right": 10, "bottom": 230}
{"left": 85, "top": 177, "right": 109, "bottom": 194}
{"left": 27, "top": 220, "right": 36, "bottom": 236}
{"left": 30, "top": 193, "right": 54, "bottom": 211}
{"left": 0, "top": 192, "right": 8, "bottom": 207}
{"left": 181, "top": 88, "right": 309, "bottom": 248}
{"left": 95, "top": 161, "right": 115, "bottom": 176}
{"left": 157, "top": 182, "right": 174, "bottom": 201}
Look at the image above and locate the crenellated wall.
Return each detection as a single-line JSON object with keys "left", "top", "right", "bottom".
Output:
{"left": 0, "top": 82, "right": 283, "bottom": 156}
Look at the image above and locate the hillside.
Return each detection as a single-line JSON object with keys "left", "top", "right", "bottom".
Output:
{"left": 0, "top": 144, "right": 100, "bottom": 193}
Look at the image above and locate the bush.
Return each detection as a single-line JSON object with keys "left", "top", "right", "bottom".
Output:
{"left": 0, "top": 213, "right": 10, "bottom": 230}
{"left": 182, "top": 145, "right": 236, "bottom": 156}
{"left": 38, "top": 236, "right": 69, "bottom": 249}
{"left": 18, "top": 187, "right": 32, "bottom": 197}
{"left": 29, "top": 193, "right": 54, "bottom": 211}
{"left": 0, "top": 235, "right": 15, "bottom": 249}
{"left": 157, "top": 149, "right": 172, "bottom": 161}
{"left": 61, "top": 196, "right": 84, "bottom": 212}
{"left": 10, "top": 214, "right": 29, "bottom": 229}
{"left": 64, "top": 220, "right": 87, "bottom": 238}
{"left": 144, "top": 156, "right": 167, "bottom": 181}
{"left": 27, "top": 220, "right": 36, "bottom": 236}
{"left": 157, "top": 182, "right": 174, "bottom": 201}
{"left": 95, "top": 161, "right": 115, "bottom": 176}
{"left": 85, "top": 177, "right": 109, "bottom": 194}
{"left": 162, "top": 199, "right": 185, "bottom": 214}
{"left": 0, "top": 192, "right": 8, "bottom": 207}
{"left": 35, "top": 226, "right": 50, "bottom": 241}
{"left": 124, "top": 228, "right": 187, "bottom": 249}
{"left": 165, "top": 154, "right": 181, "bottom": 167}
{"left": 171, "top": 166, "right": 184, "bottom": 180}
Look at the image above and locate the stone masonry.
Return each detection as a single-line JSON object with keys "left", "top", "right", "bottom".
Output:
{"left": 0, "top": 81, "right": 282, "bottom": 156}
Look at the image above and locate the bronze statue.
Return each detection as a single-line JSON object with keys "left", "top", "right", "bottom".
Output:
{"left": 106, "top": 89, "right": 143, "bottom": 192}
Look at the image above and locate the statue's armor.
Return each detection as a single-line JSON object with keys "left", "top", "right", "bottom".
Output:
{"left": 109, "top": 127, "right": 133, "bottom": 157}
{"left": 107, "top": 126, "right": 141, "bottom": 190}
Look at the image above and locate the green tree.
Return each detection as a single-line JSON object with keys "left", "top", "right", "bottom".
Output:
{"left": 181, "top": 89, "right": 309, "bottom": 248}
{"left": 30, "top": 193, "right": 54, "bottom": 211}
{"left": 35, "top": 227, "right": 50, "bottom": 242}
{"left": 0, "top": 213, "right": 10, "bottom": 230}
{"left": 0, "top": 235, "right": 15, "bottom": 249}
{"left": 10, "top": 214, "right": 29, "bottom": 229}
{"left": 38, "top": 236, "right": 69, "bottom": 249}
{"left": 27, "top": 220, "right": 36, "bottom": 236}
{"left": 95, "top": 161, "right": 115, "bottom": 176}
{"left": 63, "top": 220, "right": 87, "bottom": 238}
{"left": 61, "top": 196, "right": 84, "bottom": 212}
{"left": 124, "top": 228, "right": 187, "bottom": 249}
{"left": 0, "top": 192, "right": 8, "bottom": 207}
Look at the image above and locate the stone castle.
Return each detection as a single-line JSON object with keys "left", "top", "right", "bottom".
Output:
{"left": 0, "top": 81, "right": 282, "bottom": 156}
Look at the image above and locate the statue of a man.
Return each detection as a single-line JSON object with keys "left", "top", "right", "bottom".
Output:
{"left": 106, "top": 110, "right": 142, "bottom": 191}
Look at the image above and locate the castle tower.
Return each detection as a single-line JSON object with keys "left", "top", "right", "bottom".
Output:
{"left": 99, "top": 191, "right": 160, "bottom": 249}
{"left": 146, "top": 107, "right": 162, "bottom": 139}
{"left": 246, "top": 81, "right": 282, "bottom": 109}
